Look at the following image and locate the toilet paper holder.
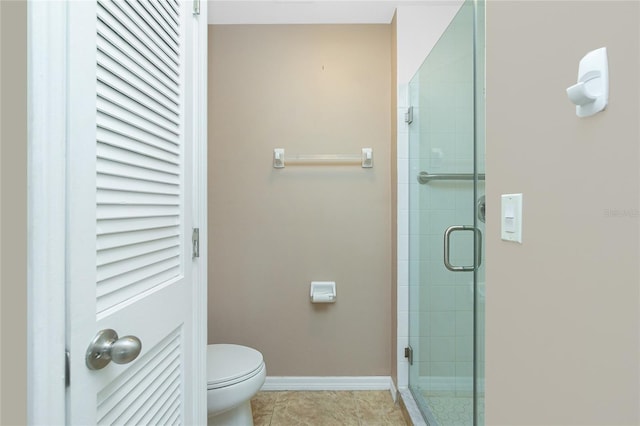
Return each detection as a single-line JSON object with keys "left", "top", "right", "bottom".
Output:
{"left": 310, "top": 281, "right": 336, "bottom": 303}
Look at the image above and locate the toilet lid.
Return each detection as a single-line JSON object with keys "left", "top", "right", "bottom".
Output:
{"left": 207, "top": 344, "right": 264, "bottom": 389}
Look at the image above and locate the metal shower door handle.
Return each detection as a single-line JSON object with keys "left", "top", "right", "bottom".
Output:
{"left": 86, "top": 329, "right": 142, "bottom": 370}
{"left": 444, "top": 225, "right": 483, "bottom": 272}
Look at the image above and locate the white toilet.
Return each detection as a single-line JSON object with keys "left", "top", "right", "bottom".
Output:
{"left": 207, "top": 344, "right": 266, "bottom": 426}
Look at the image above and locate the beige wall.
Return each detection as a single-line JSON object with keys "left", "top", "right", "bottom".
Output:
{"left": 390, "top": 13, "right": 398, "bottom": 387}
{"left": 485, "top": 1, "right": 640, "bottom": 425}
{"left": 0, "top": 0, "right": 28, "bottom": 423}
{"left": 208, "top": 24, "right": 393, "bottom": 376}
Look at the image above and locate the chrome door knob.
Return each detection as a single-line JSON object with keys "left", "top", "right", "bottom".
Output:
{"left": 86, "top": 329, "right": 142, "bottom": 370}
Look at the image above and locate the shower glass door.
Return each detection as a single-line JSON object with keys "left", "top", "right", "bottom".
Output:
{"left": 407, "top": 1, "right": 485, "bottom": 425}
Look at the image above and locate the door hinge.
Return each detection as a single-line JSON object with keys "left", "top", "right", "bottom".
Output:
{"left": 404, "top": 345, "right": 413, "bottom": 365}
{"left": 405, "top": 107, "right": 414, "bottom": 124}
{"left": 65, "top": 350, "right": 70, "bottom": 387}
{"left": 193, "top": 0, "right": 200, "bottom": 15}
{"left": 192, "top": 228, "right": 200, "bottom": 259}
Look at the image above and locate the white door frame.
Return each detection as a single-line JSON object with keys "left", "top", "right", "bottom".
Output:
{"left": 26, "top": 1, "right": 208, "bottom": 423}
{"left": 189, "top": 0, "right": 210, "bottom": 421}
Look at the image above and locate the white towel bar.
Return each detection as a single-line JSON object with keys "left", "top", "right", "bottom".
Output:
{"left": 273, "top": 148, "right": 373, "bottom": 168}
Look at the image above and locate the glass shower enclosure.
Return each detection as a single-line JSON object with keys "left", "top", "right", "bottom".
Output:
{"left": 407, "top": 1, "right": 485, "bottom": 425}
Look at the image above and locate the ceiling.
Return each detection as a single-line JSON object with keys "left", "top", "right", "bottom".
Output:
{"left": 208, "top": 0, "right": 456, "bottom": 24}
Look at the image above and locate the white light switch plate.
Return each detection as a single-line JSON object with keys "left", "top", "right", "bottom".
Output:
{"left": 501, "top": 193, "right": 523, "bottom": 243}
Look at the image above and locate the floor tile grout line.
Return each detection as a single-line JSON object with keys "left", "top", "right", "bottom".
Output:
{"left": 269, "top": 391, "right": 281, "bottom": 426}
{"left": 266, "top": 393, "right": 275, "bottom": 426}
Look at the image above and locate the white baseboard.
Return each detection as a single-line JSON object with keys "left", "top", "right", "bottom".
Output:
{"left": 389, "top": 377, "right": 398, "bottom": 402}
{"left": 261, "top": 376, "right": 394, "bottom": 392}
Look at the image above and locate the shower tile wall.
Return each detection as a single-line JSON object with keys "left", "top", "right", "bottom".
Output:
{"left": 407, "top": 5, "right": 484, "bottom": 395}
{"left": 397, "top": 82, "right": 411, "bottom": 390}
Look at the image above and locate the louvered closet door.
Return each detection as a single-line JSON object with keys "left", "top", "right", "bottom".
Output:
{"left": 66, "top": 1, "right": 198, "bottom": 424}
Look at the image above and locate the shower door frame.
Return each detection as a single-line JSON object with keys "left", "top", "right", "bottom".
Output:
{"left": 403, "top": 1, "right": 485, "bottom": 425}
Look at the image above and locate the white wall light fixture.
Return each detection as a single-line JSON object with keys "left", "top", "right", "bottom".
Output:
{"left": 566, "top": 47, "right": 609, "bottom": 118}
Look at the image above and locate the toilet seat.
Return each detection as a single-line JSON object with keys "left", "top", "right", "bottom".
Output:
{"left": 207, "top": 344, "right": 264, "bottom": 390}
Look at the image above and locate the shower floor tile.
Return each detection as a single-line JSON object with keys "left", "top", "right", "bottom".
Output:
{"left": 251, "top": 390, "right": 408, "bottom": 426}
{"left": 421, "top": 393, "right": 485, "bottom": 426}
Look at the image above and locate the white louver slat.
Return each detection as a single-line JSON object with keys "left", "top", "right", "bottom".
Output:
{"left": 124, "top": 0, "right": 179, "bottom": 53}
{"left": 97, "top": 329, "right": 182, "bottom": 425}
{"left": 144, "top": 1, "right": 179, "bottom": 37}
{"left": 96, "top": 61, "right": 179, "bottom": 123}
{"left": 97, "top": 99, "right": 179, "bottom": 144}
{"left": 97, "top": 115, "right": 180, "bottom": 155}
{"left": 97, "top": 128, "right": 180, "bottom": 165}
{"left": 97, "top": 83, "right": 180, "bottom": 134}
{"left": 96, "top": 0, "right": 182, "bottom": 315}
{"left": 164, "top": 0, "right": 180, "bottom": 19}
{"left": 98, "top": 0, "right": 179, "bottom": 74}
{"left": 97, "top": 143, "right": 179, "bottom": 175}
{"left": 97, "top": 226, "right": 180, "bottom": 251}
{"left": 96, "top": 32, "right": 180, "bottom": 106}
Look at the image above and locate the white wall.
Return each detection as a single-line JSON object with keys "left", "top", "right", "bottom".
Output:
{"left": 396, "top": 3, "right": 463, "bottom": 85}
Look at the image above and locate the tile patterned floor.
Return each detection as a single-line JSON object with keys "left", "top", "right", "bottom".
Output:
{"left": 421, "top": 393, "right": 485, "bottom": 426}
{"left": 424, "top": 396, "right": 472, "bottom": 426}
{"left": 251, "top": 391, "right": 408, "bottom": 426}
